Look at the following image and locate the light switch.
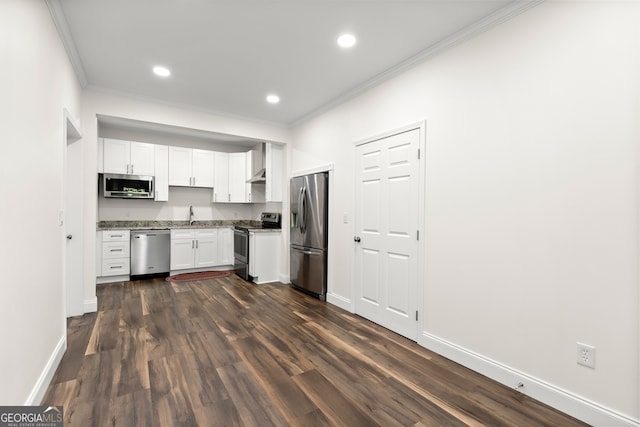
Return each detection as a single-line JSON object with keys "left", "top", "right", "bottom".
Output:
{"left": 343, "top": 212, "right": 349, "bottom": 224}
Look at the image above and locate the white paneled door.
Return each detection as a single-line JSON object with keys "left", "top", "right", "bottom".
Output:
{"left": 354, "top": 128, "right": 420, "bottom": 340}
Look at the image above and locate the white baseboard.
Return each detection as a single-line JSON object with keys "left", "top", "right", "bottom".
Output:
{"left": 326, "top": 293, "right": 352, "bottom": 312}
{"left": 84, "top": 298, "right": 97, "bottom": 313}
{"left": 419, "top": 332, "right": 639, "bottom": 427}
{"left": 24, "top": 334, "right": 66, "bottom": 405}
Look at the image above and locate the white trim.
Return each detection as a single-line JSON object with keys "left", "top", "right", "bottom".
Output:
{"left": 291, "top": 0, "right": 544, "bottom": 127}
{"left": 84, "top": 297, "right": 98, "bottom": 313}
{"left": 45, "top": 0, "right": 88, "bottom": 87}
{"left": 419, "top": 332, "right": 640, "bottom": 427}
{"left": 96, "top": 275, "right": 130, "bottom": 285}
{"left": 353, "top": 121, "right": 425, "bottom": 147}
{"left": 64, "top": 109, "right": 82, "bottom": 140}
{"left": 290, "top": 163, "right": 334, "bottom": 178}
{"left": 279, "top": 272, "right": 290, "bottom": 284}
{"left": 24, "top": 335, "right": 66, "bottom": 405}
{"left": 326, "top": 293, "right": 352, "bottom": 312}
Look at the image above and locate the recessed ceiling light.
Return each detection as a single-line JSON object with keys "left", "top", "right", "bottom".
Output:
{"left": 153, "top": 66, "right": 171, "bottom": 77}
{"left": 337, "top": 33, "right": 356, "bottom": 48}
{"left": 266, "top": 94, "right": 280, "bottom": 104}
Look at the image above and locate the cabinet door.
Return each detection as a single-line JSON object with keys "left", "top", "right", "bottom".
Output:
{"left": 245, "top": 150, "right": 265, "bottom": 203}
{"left": 213, "top": 152, "right": 229, "bottom": 202}
{"left": 170, "top": 238, "right": 195, "bottom": 270}
{"left": 217, "top": 228, "right": 233, "bottom": 265}
{"left": 195, "top": 229, "right": 217, "bottom": 267}
{"left": 103, "top": 138, "right": 130, "bottom": 174}
{"left": 229, "top": 152, "right": 247, "bottom": 202}
{"left": 154, "top": 145, "right": 169, "bottom": 201}
{"left": 192, "top": 149, "right": 214, "bottom": 188}
{"left": 169, "top": 146, "right": 193, "bottom": 186}
{"left": 130, "top": 142, "right": 155, "bottom": 176}
{"left": 252, "top": 232, "right": 281, "bottom": 283}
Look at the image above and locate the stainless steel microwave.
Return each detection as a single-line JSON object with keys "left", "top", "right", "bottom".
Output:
{"left": 102, "top": 173, "right": 154, "bottom": 199}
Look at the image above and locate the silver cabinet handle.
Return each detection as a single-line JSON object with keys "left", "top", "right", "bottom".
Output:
{"left": 131, "top": 164, "right": 134, "bottom": 174}
{"left": 110, "top": 265, "right": 122, "bottom": 269}
{"left": 110, "top": 248, "right": 123, "bottom": 252}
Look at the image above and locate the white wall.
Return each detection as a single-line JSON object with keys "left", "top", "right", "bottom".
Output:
{"left": 0, "top": 0, "right": 82, "bottom": 404}
{"left": 291, "top": 1, "right": 639, "bottom": 424}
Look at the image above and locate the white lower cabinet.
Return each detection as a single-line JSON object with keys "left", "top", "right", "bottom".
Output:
{"left": 100, "top": 230, "right": 130, "bottom": 277}
{"left": 249, "top": 231, "right": 280, "bottom": 284}
{"left": 171, "top": 228, "right": 232, "bottom": 271}
{"left": 194, "top": 229, "right": 218, "bottom": 268}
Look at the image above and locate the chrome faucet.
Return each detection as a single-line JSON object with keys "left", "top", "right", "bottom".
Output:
{"left": 189, "top": 205, "right": 195, "bottom": 226}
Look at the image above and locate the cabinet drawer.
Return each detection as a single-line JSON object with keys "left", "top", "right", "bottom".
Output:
{"left": 103, "top": 230, "right": 130, "bottom": 242}
{"left": 102, "top": 241, "right": 130, "bottom": 259}
{"left": 195, "top": 229, "right": 217, "bottom": 239}
{"left": 171, "top": 229, "right": 195, "bottom": 240}
{"left": 102, "top": 258, "right": 130, "bottom": 276}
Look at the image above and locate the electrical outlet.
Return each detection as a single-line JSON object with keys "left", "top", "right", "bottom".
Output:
{"left": 577, "top": 342, "right": 596, "bottom": 369}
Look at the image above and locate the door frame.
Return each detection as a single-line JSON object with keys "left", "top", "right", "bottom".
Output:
{"left": 62, "top": 109, "right": 83, "bottom": 317}
{"left": 351, "top": 120, "right": 427, "bottom": 340}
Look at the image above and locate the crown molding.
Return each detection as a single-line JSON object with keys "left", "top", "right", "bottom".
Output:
{"left": 46, "top": 0, "right": 88, "bottom": 88}
{"left": 289, "top": 0, "right": 545, "bottom": 128}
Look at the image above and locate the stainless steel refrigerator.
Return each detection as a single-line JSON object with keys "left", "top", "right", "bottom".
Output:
{"left": 290, "top": 172, "right": 328, "bottom": 299}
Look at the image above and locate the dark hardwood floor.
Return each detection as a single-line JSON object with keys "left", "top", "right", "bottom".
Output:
{"left": 42, "top": 275, "right": 589, "bottom": 426}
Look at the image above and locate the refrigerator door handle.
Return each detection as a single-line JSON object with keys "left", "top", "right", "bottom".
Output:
{"left": 298, "top": 249, "right": 318, "bottom": 255}
{"left": 301, "top": 187, "right": 308, "bottom": 233}
{"left": 298, "top": 186, "right": 305, "bottom": 232}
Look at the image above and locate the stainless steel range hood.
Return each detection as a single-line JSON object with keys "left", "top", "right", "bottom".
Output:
{"left": 247, "top": 142, "right": 266, "bottom": 183}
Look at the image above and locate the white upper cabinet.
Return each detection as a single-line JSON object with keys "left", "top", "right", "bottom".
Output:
{"left": 169, "top": 147, "right": 214, "bottom": 188}
{"left": 229, "top": 152, "right": 247, "bottom": 202}
{"left": 192, "top": 149, "right": 215, "bottom": 188}
{"left": 213, "top": 152, "right": 248, "bottom": 203}
{"left": 103, "top": 138, "right": 155, "bottom": 176}
{"left": 154, "top": 145, "right": 169, "bottom": 201}
{"left": 213, "top": 152, "right": 229, "bottom": 202}
{"left": 168, "top": 146, "right": 192, "bottom": 186}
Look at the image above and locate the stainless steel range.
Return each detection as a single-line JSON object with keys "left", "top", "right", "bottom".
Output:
{"left": 234, "top": 212, "right": 281, "bottom": 280}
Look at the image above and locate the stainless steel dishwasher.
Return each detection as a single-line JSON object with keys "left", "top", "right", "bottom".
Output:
{"left": 130, "top": 229, "right": 171, "bottom": 278}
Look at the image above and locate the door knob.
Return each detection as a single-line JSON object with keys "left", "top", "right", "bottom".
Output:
{"left": 354, "top": 236, "right": 361, "bottom": 242}
{"left": 66, "top": 234, "right": 72, "bottom": 240}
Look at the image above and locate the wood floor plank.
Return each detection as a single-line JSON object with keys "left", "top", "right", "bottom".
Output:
{"left": 148, "top": 355, "right": 198, "bottom": 427}
{"left": 292, "top": 369, "right": 382, "bottom": 427}
{"left": 217, "top": 361, "right": 290, "bottom": 427}
{"left": 42, "top": 277, "right": 590, "bottom": 427}
{"left": 231, "top": 336, "right": 319, "bottom": 422}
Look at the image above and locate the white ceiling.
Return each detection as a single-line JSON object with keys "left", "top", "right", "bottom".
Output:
{"left": 49, "top": 0, "right": 538, "bottom": 127}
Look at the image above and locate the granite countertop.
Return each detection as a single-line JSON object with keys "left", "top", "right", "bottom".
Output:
{"left": 97, "top": 220, "right": 264, "bottom": 230}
